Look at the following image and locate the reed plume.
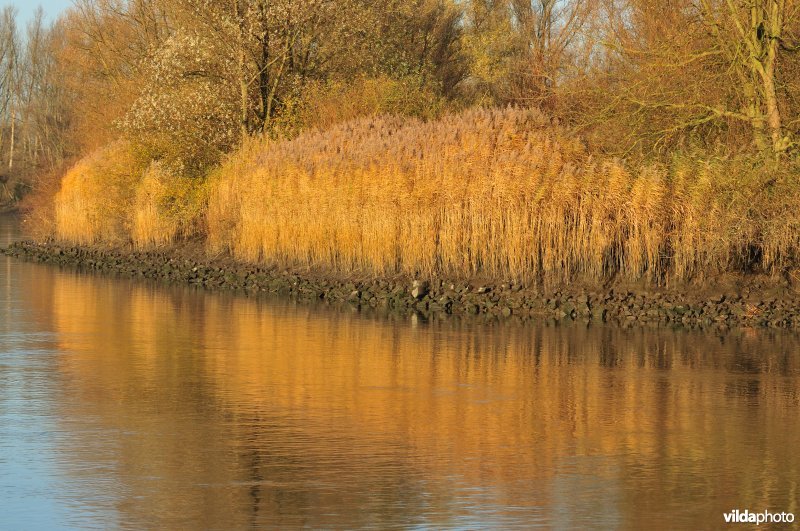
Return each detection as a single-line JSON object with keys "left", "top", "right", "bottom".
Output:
{"left": 52, "top": 108, "right": 800, "bottom": 285}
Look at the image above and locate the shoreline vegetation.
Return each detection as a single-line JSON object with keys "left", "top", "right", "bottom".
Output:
{"left": 3, "top": 1, "right": 800, "bottom": 331}
{"left": 44, "top": 109, "right": 800, "bottom": 284}
{"left": 10, "top": 107, "right": 800, "bottom": 331}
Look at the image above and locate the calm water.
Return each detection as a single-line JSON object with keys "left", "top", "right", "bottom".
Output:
{"left": 1, "top": 215, "right": 799, "bottom": 530}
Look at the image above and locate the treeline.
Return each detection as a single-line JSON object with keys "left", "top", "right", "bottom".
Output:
{"left": 9, "top": 1, "right": 800, "bottom": 283}
{"left": 0, "top": 7, "right": 66, "bottom": 203}
{"left": 7, "top": 0, "right": 800, "bottom": 177}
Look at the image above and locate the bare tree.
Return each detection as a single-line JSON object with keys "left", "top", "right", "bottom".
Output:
{"left": 592, "top": 0, "right": 800, "bottom": 157}
{"left": 699, "top": 0, "right": 795, "bottom": 154}
{"left": 0, "top": 7, "right": 20, "bottom": 171}
{"left": 509, "top": 0, "right": 598, "bottom": 103}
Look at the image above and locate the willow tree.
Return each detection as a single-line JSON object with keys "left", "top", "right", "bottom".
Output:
{"left": 595, "top": 0, "right": 800, "bottom": 156}
{"left": 700, "top": 0, "right": 796, "bottom": 154}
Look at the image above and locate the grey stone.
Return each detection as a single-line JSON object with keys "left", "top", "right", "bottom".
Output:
{"left": 411, "top": 280, "right": 430, "bottom": 300}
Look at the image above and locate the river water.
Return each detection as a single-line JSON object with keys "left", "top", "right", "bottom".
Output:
{"left": 1, "top": 214, "right": 799, "bottom": 529}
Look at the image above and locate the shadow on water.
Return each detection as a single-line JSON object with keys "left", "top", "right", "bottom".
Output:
{"left": 1, "top": 215, "right": 799, "bottom": 529}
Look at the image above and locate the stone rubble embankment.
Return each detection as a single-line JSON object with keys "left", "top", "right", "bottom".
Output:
{"left": 5, "top": 241, "right": 800, "bottom": 330}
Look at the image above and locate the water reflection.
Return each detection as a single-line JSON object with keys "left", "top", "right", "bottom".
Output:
{"left": 1, "top": 219, "right": 799, "bottom": 528}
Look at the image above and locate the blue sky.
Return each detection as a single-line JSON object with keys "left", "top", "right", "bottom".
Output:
{"left": 1, "top": 0, "right": 73, "bottom": 23}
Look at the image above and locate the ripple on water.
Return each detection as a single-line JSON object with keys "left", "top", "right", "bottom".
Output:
{"left": 0, "top": 215, "right": 799, "bottom": 529}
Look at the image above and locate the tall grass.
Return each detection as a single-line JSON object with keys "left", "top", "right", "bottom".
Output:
{"left": 207, "top": 107, "right": 800, "bottom": 284}
{"left": 50, "top": 107, "right": 800, "bottom": 285}
{"left": 132, "top": 162, "right": 206, "bottom": 248}
{"left": 54, "top": 141, "right": 205, "bottom": 248}
{"left": 55, "top": 141, "right": 146, "bottom": 245}
{"left": 132, "top": 163, "right": 180, "bottom": 248}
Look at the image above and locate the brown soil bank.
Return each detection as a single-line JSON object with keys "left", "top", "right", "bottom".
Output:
{"left": 5, "top": 240, "right": 800, "bottom": 331}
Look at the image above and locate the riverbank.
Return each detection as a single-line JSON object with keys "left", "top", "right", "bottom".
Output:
{"left": 5, "top": 240, "right": 800, "bottom": 330}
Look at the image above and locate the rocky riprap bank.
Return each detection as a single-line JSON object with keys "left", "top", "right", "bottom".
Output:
{"left": 4, "top": 240, "right": 800, "bottom": 330}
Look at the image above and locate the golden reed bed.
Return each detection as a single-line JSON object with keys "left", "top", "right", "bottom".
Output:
{"left": 52, "top": 108, "right": 800, "bottom": 286}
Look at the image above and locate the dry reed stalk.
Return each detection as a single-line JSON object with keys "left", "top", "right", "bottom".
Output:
{"left": 51, "top": 107, "right": 800, "bottom": 285}
{"left": 55, "top": 141, "right": 144, "bottom": 245}
{"left": 205, "top": 108, "right": 800, "bottom": 284}
{"left": 132, "top": 163, "right": 179, "bottom": 248}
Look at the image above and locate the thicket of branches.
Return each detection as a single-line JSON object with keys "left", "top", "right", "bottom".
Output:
{"left": 0, "top": 7, "right": 68, "bottom": 203}
{"left": 4, "top": 0, "right": 800, "bottom": 206}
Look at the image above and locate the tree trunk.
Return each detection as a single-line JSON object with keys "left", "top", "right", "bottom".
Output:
{"left": 761, "top": 0, "right": 787, "bottom": 154}
{"left": 8, "top": 106, "right": 15, "bottom": 170}
{"left": 760, "top": 58, "right": 784, "bottom": 154}
{"left": 234, "top": 0, "right": 248, "bottom": 137}
{"left": 748, "top": 0, "right": 787, "bottom": 156}
{"left": 742, "top": 74, "right": 768, "bottom": 151}
{"left": 257, "top": 27, "right": 270, "bottom": 132}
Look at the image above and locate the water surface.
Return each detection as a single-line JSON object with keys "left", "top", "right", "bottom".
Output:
{"left": 1, "top": 214, "right": 799, "bottom": 529}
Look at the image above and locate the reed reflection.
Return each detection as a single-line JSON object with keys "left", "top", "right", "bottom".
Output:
{"left": 14, "top": 261, "right": 800, "bottom": 529}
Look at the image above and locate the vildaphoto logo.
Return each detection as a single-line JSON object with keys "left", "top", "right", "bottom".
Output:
{"left": 724, "top": 509, "right": 795, "bottom": 525}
